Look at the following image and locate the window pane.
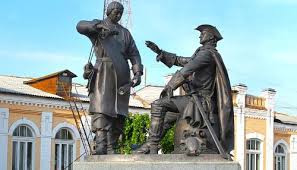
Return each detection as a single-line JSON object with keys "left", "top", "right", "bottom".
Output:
{"left": 20, "top": 126, "right": 26, "bottom": 137}
{"left": 246, "top": 154, "right": 250, "bottom": 170}
{"left": 247, "top": 140, "right": 251, "bottom": 149}
{"left": 55, "top": 144, "right": 60, "bottom": 170}
{"left": 12, "top": 141, "right": 18, "bottom": 170}
{"left": 68, "top": 145, "right": 73, "bottom": 170}
{"left": 27, "top": 142, "right": 32, "bottom": 170}
{"left": 251, "top": 154, "right": 255, "bottom": 170}
{"left": 62, "top": 129, "right": 67, "bottom": 139}
{"left": 256, "top": 154, "right": 260, "bottom": 170}
{"left": 281, "top": 156, "right": 285, "bottom": 170}
{"left": 13, "top": 128, "right": 18, "bottom": 136}
{"left": 19, "top": 142, "right": 25, "bottom": 170}
{"left": 256, "top": 141, "right": 260, "bottom": 150}
{"left": 13, "top": 125, "right": 33, "bottom": 137}
{"left": 55, "top": 129, "right": 73, "bottom": 140}
{"left": 27, "top": 127, "right": 33, "bottom": 137}
{"left": 278, "top": 145, "right": 285, "bottom": 153}
{"left": 274, "top": 156, "right": 277, "bottom": 170}
{"left": 61, "top": 144, "right": 67, "bottom": 170}
{"left": 251, "top": 140, "right": 255, "bottom": 150}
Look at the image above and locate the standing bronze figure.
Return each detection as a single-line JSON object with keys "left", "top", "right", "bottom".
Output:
{"left": 76, "top": 1, "right": 143, "bottom": 155}
{"left": 135, "top": 24, "right": 234, "bottom": 159}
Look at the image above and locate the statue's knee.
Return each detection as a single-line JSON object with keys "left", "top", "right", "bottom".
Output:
{"left": 151, "top": 99, "right": 161, "bottom": 107}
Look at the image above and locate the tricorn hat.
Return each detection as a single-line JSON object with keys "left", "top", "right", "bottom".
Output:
{"left": 195, "top": 24, "right": 223, "bottom": 41}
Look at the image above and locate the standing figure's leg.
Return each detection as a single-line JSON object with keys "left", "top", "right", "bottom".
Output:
{"left": 95, "top": 129, "right": 108, "bottom": 155}
{"left": 91, "top": 114, "right": 112, "bottom": 155}
{"left": 107, "top": 115, "right": 125, "bottom": 154}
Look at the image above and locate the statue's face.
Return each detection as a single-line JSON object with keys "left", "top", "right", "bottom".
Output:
{"left": 108, "top": 8, "right": 123, "bottom": 24}
{"left": 199, "top": 30, "right": 214, "bottom": 44}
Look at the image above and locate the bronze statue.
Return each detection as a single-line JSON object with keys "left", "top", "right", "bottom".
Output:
{"left": 76, "top": 1, "right": 143, "bottom": 155}
{"left": 135, "top": 25, "right": 234, "bottom": 159}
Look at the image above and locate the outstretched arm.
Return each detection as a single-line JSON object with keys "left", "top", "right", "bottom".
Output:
{"left": 157, "top": 51, "right": 191, "bottom": 68}
{"left": 160, "top": 50, "right": 212, "bottom": 99}
{"left": 145, "top": 41, "right": 191, "bottom": 68}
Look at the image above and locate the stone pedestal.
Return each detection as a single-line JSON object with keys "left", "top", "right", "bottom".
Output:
{"left": 74, "top": 154, "right": 241, "bottom": 170}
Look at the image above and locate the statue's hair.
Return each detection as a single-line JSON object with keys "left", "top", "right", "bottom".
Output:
{"left": 106, "top": 1, "right": 124, "bottom": 16}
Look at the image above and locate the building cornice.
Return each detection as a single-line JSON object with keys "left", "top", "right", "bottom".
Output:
{"left": 0, "top": 93, "right": 88, "bottom": 111}
{"left": 243, "top": 108, "right": 267, "bottom": 120}
{"left": 274, "top": 122, "right": 297, "bottom": 132}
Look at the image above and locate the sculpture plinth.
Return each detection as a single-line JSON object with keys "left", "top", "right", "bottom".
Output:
{"left": 73, "top": 154, "right": 241, "bottom": 170}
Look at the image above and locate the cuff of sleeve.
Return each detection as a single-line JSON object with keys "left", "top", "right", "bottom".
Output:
{"left": 132, "top": 64, "right": 143, "bottom": 75}
{"left": 167, "top": 71, "right": 185, "bottom": 90}
{"left": 159, "top": 51, "right": 177, "bottom": 68}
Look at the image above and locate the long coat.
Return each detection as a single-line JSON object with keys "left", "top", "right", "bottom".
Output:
{"left": 159, "top": 44, "right": 234, "bottom": 152}
{"left": 77, "top": 18, "right": 142, "bottom": 117}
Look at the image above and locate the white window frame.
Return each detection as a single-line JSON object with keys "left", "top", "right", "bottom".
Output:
{"left": 12, "top": 125, "right": 35, "bottom": 170}
{"left": 246, "top": 138, "right": 263, "bottom": 170}
{"left": 274, "top": 141, "right": 289, "bottom": 170}
{"left": 54, "top": 128, "right": 76, "bottom": 170}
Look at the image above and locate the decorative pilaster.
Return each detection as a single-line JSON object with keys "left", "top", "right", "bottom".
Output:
{"left": 290, "top": 135, "right": 297, "bottom": 170}
{"left": 40, "top": 112, "right": 53, "bottom": 170}
{"left": 261, "top": 88, "right": 276, "bottom": 170}
{"left": 0, "top": 108, "right": 9, "bottom": 170}
{"left": 233, "top": 84, "right": 247, "bottom": 169}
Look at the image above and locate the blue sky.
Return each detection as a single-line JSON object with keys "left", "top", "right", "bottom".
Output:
{"left": 0, "top": 0, "right": 297, "bottom": 114}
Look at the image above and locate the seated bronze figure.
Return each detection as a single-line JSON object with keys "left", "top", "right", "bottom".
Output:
{"left": 135, "top": 25, "right": 234, "bottom": 160}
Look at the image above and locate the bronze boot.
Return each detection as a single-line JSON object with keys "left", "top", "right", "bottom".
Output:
{"left": 134, "top": 110, "right": 164, "bottom": 154}
{"left": 94, "top": 130, "right": 107, "bottom": 155}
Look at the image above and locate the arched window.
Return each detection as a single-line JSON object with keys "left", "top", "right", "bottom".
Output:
{"left": 55, "top": 128, "right": 74, "bottom": 170}
{"left": 12, "top": 125, "right": 35, "bottom": 170}
{"left": 274, "top": 144, "right": 287, "bottom": 170}
{"left": 246, "top": 138, "right": 261, "bottom": 170}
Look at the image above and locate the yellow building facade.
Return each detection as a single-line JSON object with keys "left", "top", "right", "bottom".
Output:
{"left": 0, "top": 71, "right": 88, "bottom": 170}
{"left": 232, "top": 84, "right": 297, "bottom": 170}
{"left": 0, "top": 72, "right": 297, "bottom": 170}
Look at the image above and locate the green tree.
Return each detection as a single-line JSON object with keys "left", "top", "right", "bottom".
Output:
{"left": 118, "top": 113, "right": 174, "bottom": 154}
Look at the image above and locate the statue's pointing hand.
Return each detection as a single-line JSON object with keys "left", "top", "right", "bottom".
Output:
{"left": 145, "top": 41, "right": 164, "bottom": 62}
{"left": 145, "top": 40, "right": 162, "bottom": 53}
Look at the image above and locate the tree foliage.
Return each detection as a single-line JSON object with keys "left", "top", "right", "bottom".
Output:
{"left": 118, "top": 113, "right": 174, "bottom": 154}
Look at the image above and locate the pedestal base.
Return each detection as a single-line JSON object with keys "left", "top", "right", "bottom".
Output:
{"left": 74, "top": 154, "right": 241, "bottom": 170}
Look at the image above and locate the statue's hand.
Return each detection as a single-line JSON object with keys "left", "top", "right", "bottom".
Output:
{"left": 95, "top": 24, "right": 118, "bottom": 39}
{"left": 145, "top": 41, "right": 161, "bottom": 55}
{"left": 159, "top": 85, "right": 173, "bottom": 100}
{"left": 83, "top": 62, "right": 93, "bottom": 79}
{"left": 95, "top": 23, "right": 110, "bottom": 32}
{"left": 131, "top": 72, "right": 142, "bottom": 87}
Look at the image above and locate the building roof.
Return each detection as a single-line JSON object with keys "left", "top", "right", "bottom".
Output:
{"left": 0, "top": 75, "right": 62, "bottom": 99}
{"left": 134, "top": 85, "right": 164, "bottom": 104}
{"left": 24, "top": 69, "right": 77, "bottom": 84}
{"left": 275, "top": 112, "right": 297, "bottom": 125}
{"left": 0, "top": 74, "right": 150, "bottom": 108}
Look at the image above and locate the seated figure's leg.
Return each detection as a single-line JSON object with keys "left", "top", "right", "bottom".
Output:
{"left": 161, "top": 111, "right": 179, "bottom": 138}
{"left": 134, "top": 98, "right": 179, "bottom": 154}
